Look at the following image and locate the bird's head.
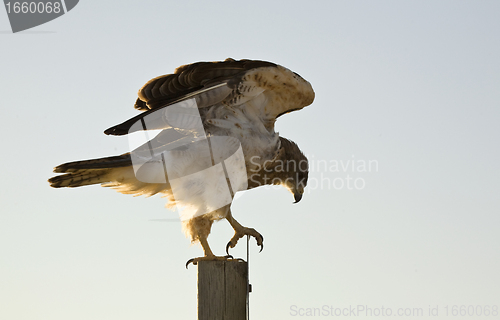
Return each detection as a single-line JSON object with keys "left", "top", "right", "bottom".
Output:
{"left": 277, "top": 138, "right": 309, "bottom": 204}
{"left": 288, "top": 167, "right": 308, "bottom": 204}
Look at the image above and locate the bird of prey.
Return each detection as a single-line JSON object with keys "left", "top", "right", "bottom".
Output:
{"left": 49, "top": 58, "right": 315, "bottom": 266}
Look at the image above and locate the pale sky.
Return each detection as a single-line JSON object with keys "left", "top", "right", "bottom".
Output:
{"left": 1, "top": 1, "right": 499, "bottom": 319}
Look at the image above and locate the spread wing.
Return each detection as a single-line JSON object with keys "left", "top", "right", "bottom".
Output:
{"left": 104, "top": 58, "right": 315, "bottom": 136}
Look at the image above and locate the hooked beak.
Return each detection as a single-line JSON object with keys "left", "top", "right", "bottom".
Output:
{"left": 293, "top": 192, "right": 303, "bottom": 204}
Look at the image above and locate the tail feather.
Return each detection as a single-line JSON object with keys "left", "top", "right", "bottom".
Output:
{"left": 49, "top": 168, "right": 111, "bottom": 188}
{"left": 49, "top": 153, "right": 132, "bottom": 188}
{"left": 53, "top": 153, "right": 132, "bottom": 173}
{"left": 49, "top": 154, "right": 170, "bottom": 199}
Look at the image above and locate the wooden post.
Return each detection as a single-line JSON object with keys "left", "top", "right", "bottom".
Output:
{"left": 197, "top": 260, "right": 248, "bottom": 320}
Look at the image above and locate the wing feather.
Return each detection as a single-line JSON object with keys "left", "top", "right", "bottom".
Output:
{"left": 105, "top": 58, "right": 314, "bottom": 136}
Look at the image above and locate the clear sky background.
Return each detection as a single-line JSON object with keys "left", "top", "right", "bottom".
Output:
{"left": 1, "top": 1, "right": 499, "bottom": 319}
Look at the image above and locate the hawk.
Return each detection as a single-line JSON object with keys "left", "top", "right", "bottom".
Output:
{"left": 49, "top": 58, "right": 315, "bottom": 266}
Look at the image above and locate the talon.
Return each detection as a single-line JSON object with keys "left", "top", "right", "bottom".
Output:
{"left": 186, "top": 258, "right": 196, "bottom": 269}
{"left": 186, "top": 255, "right": 235, "bottom": 269}
{"left": 259, "top": 234, "right": 264, "bottom": 252}
{"left": 226, "top": 242, "right": 231, "bottom": 255}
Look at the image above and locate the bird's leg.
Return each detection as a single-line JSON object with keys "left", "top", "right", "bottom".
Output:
{"left": 186, "top": 234, "right": 236, "bottom": 268}
{"left": 199, "top": 235, "right": 215, "bottom": 257}
{"left": 185, "top": 214, "right": 236, "bottom": 268}
{"left": 226, "top": 209, "right": 264, "bottom": 254}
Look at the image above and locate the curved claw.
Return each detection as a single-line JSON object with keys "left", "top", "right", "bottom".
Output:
{"left": 185, "top": 258, "right": 196, "bottom": 269}
{"left": 259, "top": 234, "right": 264, "bottom": 252}
{"left": 186, "top": 255, "right": 234, "bottom": 269}
{"left": 226, "top": 242, "right": 232, "bottom": 255}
